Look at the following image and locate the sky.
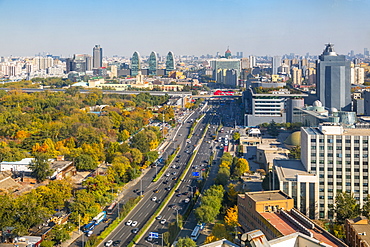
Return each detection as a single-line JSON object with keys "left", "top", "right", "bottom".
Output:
{"left": 0, "top": 0, "right": 369, "bottom": 58}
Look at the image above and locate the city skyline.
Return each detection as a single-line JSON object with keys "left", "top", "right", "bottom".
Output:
{"left": 0, "top": 0, "right": 369, "bottom": 57}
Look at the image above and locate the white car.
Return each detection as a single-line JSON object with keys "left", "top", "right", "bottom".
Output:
{"left": 165, "top": 173, "right": 170, "bottom": 177}
{"left": 131, "top": 221, "right": 138, "bottom": 227}
{"left": 126, "top": 220, "right": 132, "bottom": 226}
{"left": 160, "top": 219, "right": 167, "bottom": 224}
{"left": 105, "top": 240, "right": 113, "bottom": 247}
{"left": 152, "top": 197, "right": 157, "bottom": 201}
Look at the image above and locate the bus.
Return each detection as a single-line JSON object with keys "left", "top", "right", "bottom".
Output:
{"left": 106, "top": 202, "right": 117, "bottom": 215}
{"left": 93, "top": 211, "right": 106, "bottom": 226}
{"left": 83, "top": 222, "right": 95, "bottom": 233}
{"left": 190, "top": 224, "right": 201, "bottom": 241}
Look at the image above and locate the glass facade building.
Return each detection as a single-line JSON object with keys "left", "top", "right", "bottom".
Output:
{"left": 148, "top": 51, "right": 157, "bottom": 76}
{"left": 166, "top": 51, "right": 175, "bottom": 73}
{"left": 131, "top": 51, "right": 141, "bottom": 76}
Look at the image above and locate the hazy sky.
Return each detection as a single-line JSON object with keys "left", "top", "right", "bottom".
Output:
{"left": 0, "top": 0, "right": 369, "bottom": 57}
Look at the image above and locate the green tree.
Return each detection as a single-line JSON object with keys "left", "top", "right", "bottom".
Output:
{"left": 329, "top": 192, "right": 360, "bottom": 224}
{"left": 195, "top": 205, "right": 218, "bottom": 223}
{"left": 28, "top": 153, "right": 53, "bottom": 182}
{"left": 176, "top": 237, "right": 196, "bottom": 247}
{"left": 288, "top": 146, "right": 301, "bottom": 159}
{"left": 75, "top": 154, "right": 97, "bottom": 171}
{"left": 40, "top": 240, "right": 55, "bottom": 247}
{"left": 49, "top": 225, "right": 70, "bottom": 244}
{"left": 233, "top": 132, "right": 240, "bottom": 141}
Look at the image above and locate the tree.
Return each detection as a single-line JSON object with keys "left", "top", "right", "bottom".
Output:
{"left": 28, "top": 153, "right": 53, "bottom": 182}
{"left": 288, "top": 146, "right": 301, "bottom": 159}
{"left": 362, "top": 195, "right": 370, "bottom": 218}
{"left": 233, "top": 132, "right": 240, "bottom": 141}
{"left": 74, "top": 154, "right": 97, "bottom": 171}
{"left": 224, "top": 205, "right": 240, "bottom": 228}
{"left": 195, "top": 205, "right": 218, "bottom": 223}
{"left": 176, "top": 237, "right": 196, "bottom": 247}
{"left": 329, "top": 192, "right": 360, "bottom": 224}
{"left": 49, "top": 224, "right": 70, "bottom": 244}
{"left": 233, "top": 158, "right": 249, "bottom": 177}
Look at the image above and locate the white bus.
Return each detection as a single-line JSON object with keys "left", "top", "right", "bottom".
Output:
{"left": 190, "top": 225, "right": 201, "bottom": 241}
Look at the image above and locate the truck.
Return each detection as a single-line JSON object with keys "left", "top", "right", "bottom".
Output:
{"left": 93, "top": 211, "right": 107, "bottom": 226}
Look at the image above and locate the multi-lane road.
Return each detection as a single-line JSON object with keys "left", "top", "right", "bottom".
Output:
{"left": 72, "top": 98, "right": 242, "bottom": 247}
{"left": 90, "top": 107, "right": 212, "bottom": 247}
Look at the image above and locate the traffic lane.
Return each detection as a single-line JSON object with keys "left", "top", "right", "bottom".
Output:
{"left": 141, "top": 138, "right": 209, "bottom": 243}
{"left": 137, "top": 121, "right": 212, "bottom": 244}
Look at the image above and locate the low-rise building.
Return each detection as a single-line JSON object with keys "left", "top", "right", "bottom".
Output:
{"left": 238, "top": 190, "right": 347, "bottom": 246}
{"left": 345, "top": 216, "right": 370, "bottom": 247}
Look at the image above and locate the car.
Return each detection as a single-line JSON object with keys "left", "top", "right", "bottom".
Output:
{"left": 152, "top": 197, "right": 157, "bottom": 201}
{"left": 157, "top": 199, "right": 161, "bottom": 203}
{"left": 105, "top": 240, "right": 113, "bottom": 247}
{"left": 182, "top": 191, "right": 189, "bottom": 195}
{"left": 87, "top": 230, "right": 93, "bottom": 237}
{"left": 165, "top": 186, "right": 171, "bottom": 191}
{"left": 147, "top": 236, "right": 153, "bottom": 242}
{"left": 172, "top": 172, "right": 177, "bottom": 175}
{"left": 103, "top": 218, "right": 111, "bottom": 224}
{"left": 176, "top": 193, "right": 182, "bottom": 197}
{"left": 112, "top": 240, "right": 121, "bottom": 246}
{"left": 153, "top": 189, "right": 160, "bottom": 193}
{"left": 131, "top": 221, "right": 138, "bottom": 227}
{"left": 165, "top": 173, "right": 170, "bottom": 177}
{"left": 156, "top": 215, "right": 162, "bottom": 220}
{"left": 168, "top": 204, "right": 175, "bottom": 208}
{"left": 126, "top": 220, "right": 132, "bottom": 226}
{"left": 163, "top": 180, "right": 169, "bottom": 184}
{"left": 160, "top": 219, "right": 167, "bottom": 224}
{"left": 184, "top": 198, "right": 190, "bottom": 203}
{"left": 172, "top": 177, "right": 177, "bottom": 181}
{"left": 132, "top": 228, "right": 139, "bottom": 234}
{"left": 133, "top": 189, "right": 139, "bottom": 193}
{"left": 175, "top": 189, "right": 180, "bottom": 193}
{"left": 172, "top": 164, "right": 176, "bottom": 168}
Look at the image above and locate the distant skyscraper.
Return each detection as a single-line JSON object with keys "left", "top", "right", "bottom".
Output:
{"left": 131, "top": 51, "right": 141, "bottom": 76}
{"left": 351, "top": 66, "right": 365, "bottom": 85}
{"left": 316, "top": 43, "right": 351, "bottom": 111}
{"left": 93, "top": 45, "right": 102, "bottom": 69}
{"left": 272, "top": 56, "right": 281, "bottom": 75}
{"left": 249, "top": 56, "right": 256, "bottom": 68}
{"left": 148, "top": 51, "right": 158, "bottom": 76}
{"left": 166, "top": 51, "right": 175, "bottom": 74}
{"left": 291, "top": 67, "right": 302, "bottom": 85}
{"left": 66, "top": 54, "right": 92, "bottom": 73}
{"left": 365, "top": 48, "right": 369, "bottom": 57}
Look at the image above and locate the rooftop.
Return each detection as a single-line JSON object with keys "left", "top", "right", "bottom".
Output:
{"left": 274, "top": 160, "right": 314, "bottom": 182}
{"left": 350, "top": 224, "right": 370, "bottom": 245}
{"left": 260, "top": 210, "right": 346, "bottom": 247}
{"left": 246, "top": 190, "right": 291, "bottom": 202}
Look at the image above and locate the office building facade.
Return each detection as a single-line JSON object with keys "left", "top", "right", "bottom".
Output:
{"left": 131, "top": 51, "right": 141, "bottom": 76}
{"left": 148, "top": 51, "right": 158, "bottom": 75}
{"left": 93, "top": 45, "right": 102, "bottom": 69}
{"left": 166, "top": 51, "right": 175, "bottom": 74}
{"left": 316, "top": 43, "right": 351, "bottom": 111}
{"left": 301, "top": 124, "right": 370, "bottom": 219}
{"left": 272, "top": 56, "right": 281, "bottom": 75}
{"left": 209, "top": 58, "right": 241, "bottom": 85}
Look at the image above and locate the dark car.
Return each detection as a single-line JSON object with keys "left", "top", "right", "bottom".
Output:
{"left": 172, "top": 177, "right": 178, "bottom": 181}
{"left": 182, "top": 191, "right": 189, "bottom": 196}
{"left": 175, "top": 189, "right": 180, "bottom": 193}
{"left": 112, "top": 240, "right": 121, "bottom": 246}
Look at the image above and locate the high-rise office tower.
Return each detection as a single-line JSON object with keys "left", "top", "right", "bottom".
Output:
{"left": 316, "top": 43, "right": 351, "bottom": 111}
{"left": 148, "top": 51, "right": 158, "bottom": 75}
{"left": 166, "top": 51, "right": 175, "bottom": 73}
{"left": 131, "top": 51, "right": 141, "bottom": 76}
{"left": 93, "top": 45, "right": 102, "bottom": 69}
{"left": 249, "top": 55, "right": 256, "bottom": 68}
{"left": 272, "top": 56, "right": 281, "bottom": 75}
{"left": 291, "top": 67, "right": 302, "bottom": 85}
{"left": 351, "top": 66, "right": 365, "bottom": 85}
{"left": 365, "top": 48, "right": 369, "bottom": 57}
